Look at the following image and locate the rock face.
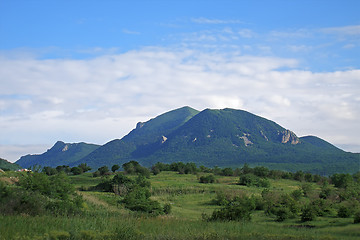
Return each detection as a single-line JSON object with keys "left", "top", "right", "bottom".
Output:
{"left": 161, "top": 136, "right": 167, "bottom": 143}
{"left": 238, "top": 133, "right": 253, "bottom": 146}
{"left": 280, "top": 130, "right": 299, "bottom": 144}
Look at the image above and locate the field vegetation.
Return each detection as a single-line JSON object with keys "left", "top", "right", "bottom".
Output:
{"left": 1, "top": 161, "right": 360, "bottom": 239}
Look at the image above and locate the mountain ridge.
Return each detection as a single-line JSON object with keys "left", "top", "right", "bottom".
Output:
{"left": 15, "top": 107, "right": 360, "bottom": 175}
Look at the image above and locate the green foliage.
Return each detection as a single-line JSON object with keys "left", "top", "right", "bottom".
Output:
{"left": 78, "top": 163, "right": 91, "bottom": 173}
{"left": 238, "top": 173, "right": 270, "bottom": 188}
{"left": 301, "top": 204, "right": 317, "bottom": 222}
{"left": 354, "top": 211, "right": 360, "bottom": 223}
{"left": 0, "top": 157, "right": 20, "bottom": 171}
{"left": 206, "top": 195, "right": 255, "bottom": 221}
{"left": 97, "top": 166, "right": 109, "bottom": 176}
{"left": 291, "top": 189, "right": 303, "bottom": 200}
{"left": 337, "top": 206, "right": 352, "bottom": 218}
{"left": 331, "top": 173, "right": 354, "bottom": 188}
{"left": 111, "top": 164, "right": 120, "bottom": 173}
{"left": 42, "top": 166, "right": 58, "bottom": 176}
{"left": 122, "top": 186, "right": 163, "bottom": 215}
{"left": 71, "top": 166, "right": 83, "bottom": 175}
{"left": 199, "top": 174, "right": 215, "bottom": 183}
{"left": 1, "top": 172, "right": 83, "bottom": 216}
{"left": 163, "top": 203, "right": 172, "bottom": 214}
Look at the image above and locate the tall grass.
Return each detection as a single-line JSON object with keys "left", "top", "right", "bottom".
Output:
{"left": 1, "top": 171, "right": 359, "bottom": 240}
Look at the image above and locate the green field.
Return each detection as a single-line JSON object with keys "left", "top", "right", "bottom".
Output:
{"left": 1, "top": 171, "right": 360, "bottom": 240}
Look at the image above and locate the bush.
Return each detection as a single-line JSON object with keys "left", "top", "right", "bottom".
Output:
{"left": 163, "top": 203, "right": 172, "bottom": 215}
{"left": 301, "top": 205, "right": 316, "bottom": 222}
{"left": 354, "top": 211, "right": 360, "bottom": 223}
{"left": 206, "top": 196, "right": 255, "bottom": 221}
{"left": 338, "top": 206, "right": 352, "bottom": 218}
{"left": 1, "top": 172, "right": 83, "bottom": 216}
{"left": 238, "top": 174, "right": 270, "bottom": 188}
{"left": 291, "top": 189, "right": 303, "bottom": 200}
{"left": 274, "top": 207, "right": 291, "bottom": 222}
{"left": 199, "top": 174, "right": 215, "bottom": 183}
{"left": 122, "top": 186, "right": 163, "bottom": 215}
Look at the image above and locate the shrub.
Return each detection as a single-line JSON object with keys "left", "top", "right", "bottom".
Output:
{"left": 199, "top": 174, "right": 215, "bottom": 183}
{"left": 238, "top": 174, "right": 270, "bottom": 187}
{"left": 212, "top": 191, "right": 230, "bottom": 206}
{"left": 122, "top": 186, "right": 162, "bottom": 215}
{"left": 354, "top": 211, "right": 360, "bottom": 223}
{"left": 301, "top": 205, "right": 316, "bottom": 222}
{"left": 291, "top": 189, "right": 303, "bottom": 200}
{"left": 2, "top": 172, "right": 83, "bottom": 216}
{"left": 337, "top": 206, "right": 352, "bottom": 218}
{"left": 163, "top": 203, "right": 172, "bottom": 215}
{"left": 274, "top": 207, "right": 291, "bottom": 222}
{"left": 206, "top": 196, "right": 255, "bottom": 221}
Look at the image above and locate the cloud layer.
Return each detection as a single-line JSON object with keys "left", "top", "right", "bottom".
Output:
{"left": 1, "top": 47, "right": 359, "bottom": 162}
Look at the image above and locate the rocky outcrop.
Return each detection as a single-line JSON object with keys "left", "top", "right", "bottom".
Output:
{"left": 62, "top": 145, "right": 69, "bottom": 152}
{"left": 161, "top": 136, "right": 167, "bottom": 144}
{"left": 280, "top": 130, "right": 299, "bottom": 145}
{"left": 238, "top": 133, "right": 253, "bottom": 146}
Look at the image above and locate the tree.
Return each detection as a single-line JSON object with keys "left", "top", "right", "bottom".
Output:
{"left": 42, "top": 166, "right": 57, "bottom": 176}
{"left": 70, "top": 167, "right": 82, "bottom": 175}
{"left": 98, "top": 166, "right": 109, "bottom": 176}
{"left": 78, "top": 163, "right": 91, "bottom": 173}
{"left": 111, "top": 164, "right": 120, "bottom": 173}
{"left": 331, "top": 173, "right": 353, "bottom": 188}
{"left": 122, "top": 161, "right": 140, "bottom": 174}
{"left": 221, "top": 168, "right": 234, "bottom": 176}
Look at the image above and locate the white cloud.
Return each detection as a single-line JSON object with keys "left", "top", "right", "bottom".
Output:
{"left": 1, "top": 47, "right": 360, "bottom": 162}
{"left": 322, "top": 25, "right": 360, "bottom": 36}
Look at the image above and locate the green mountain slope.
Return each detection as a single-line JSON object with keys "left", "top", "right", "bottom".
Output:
{"left": 16, "top": 141, "right": 100, "bottom": 168}
{"left": 75, "top": 106, "right": 200, "bottom": 167}
{"left": 138, "top": 108, "right": 359, "bottom": 174}
{"left": 0, "top": 158, "right": 20, "bottom": 171}
{"left": 77, "top": 107, "right": 359, "bottom": 175}
{"left": 15, "top": 107, "right": 359, "bottom": 175}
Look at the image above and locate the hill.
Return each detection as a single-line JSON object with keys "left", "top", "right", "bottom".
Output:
{"left": 16, "top": 141, "right": 100, "bottom": 168}
{"left": 0, "top": 158, "right": 20, "bottom": 171}
{"left": 16, "top": 107, "right": 360, "bottom": 175}
{"left": 77, "top": 107, "right": 359, "bottom": 175}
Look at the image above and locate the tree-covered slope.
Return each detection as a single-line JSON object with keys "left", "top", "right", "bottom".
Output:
{"left": 15, "top": 107, "right": 360, "bottom": 175}
{"left": 134, "top": 108, "right": 357, "bottom": 174}
{"left": 16, "top": 141, "right": 100, "bottom": 168}
{"left": 75, "top": 106, "right": 200, "bottom": 168}
{"left": 0, "top": 158, "right": 20, "bottom": 171}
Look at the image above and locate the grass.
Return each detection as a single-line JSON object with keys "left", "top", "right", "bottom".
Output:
{"left": 1, "top": 171, "right": 359, "bottom": 239}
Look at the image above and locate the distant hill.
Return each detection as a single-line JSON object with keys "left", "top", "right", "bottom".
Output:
{"left": 16, "top": 107, "right": 360, "bottom": 175}
{"left": 0, "top": 158, "right": 20, "bottom": 171}
{"left": 16, "top": 141, "right": 100, "bottom": 168}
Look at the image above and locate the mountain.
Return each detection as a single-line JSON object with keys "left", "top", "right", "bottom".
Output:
{"left": 0, "top": 158, "right": 20, "bottom": 171}
{"left": 16, "top": 141, "right": 100, "bottom": 168}
{"left": 16, "top": 107, "right": 359, "bottom": 175}
{"left": 76, "top": 107, "right": 358, "bottom": 175}
{"left": 75, "top": 106, "right": 200, "bottom": 167}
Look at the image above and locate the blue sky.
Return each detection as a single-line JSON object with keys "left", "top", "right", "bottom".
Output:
{"left": 1, "top": 0, "right": 360, "bottom": 162}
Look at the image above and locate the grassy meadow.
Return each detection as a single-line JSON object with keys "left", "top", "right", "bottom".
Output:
{"left": 1, "top": 170, "right": 360, "bottom": 240}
